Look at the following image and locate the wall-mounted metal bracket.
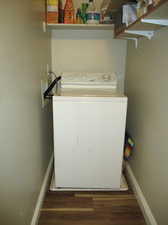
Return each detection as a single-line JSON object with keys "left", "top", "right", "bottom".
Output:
{"left": 43, "top": 21, "right": 47, "bottom": 32}
{"left": 141, "top": 19, "right": 168, "bottom": 26}
{"left": 124, "top": 37, "right": 139, "bottom": 48}
{"left": 125, "top": 30, "right": 155, "bottom": 40}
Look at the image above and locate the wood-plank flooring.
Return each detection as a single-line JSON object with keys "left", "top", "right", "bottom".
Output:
{"left": 38, "top": 187, "right": 146, "bottom": 225}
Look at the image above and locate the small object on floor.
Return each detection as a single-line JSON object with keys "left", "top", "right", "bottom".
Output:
{"left": 124, "top": 132, "right": 135, "bottom": 160}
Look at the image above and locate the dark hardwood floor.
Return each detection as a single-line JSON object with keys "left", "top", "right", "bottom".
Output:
{"left": 38, "top": 186, "right": 146, "bottom": 225}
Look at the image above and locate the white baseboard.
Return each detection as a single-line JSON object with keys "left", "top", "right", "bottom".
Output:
{"left": 125, "top": 162, "right": 158, "bottom": 225}
{"left": 31, "top": 154, "right": 54, "bottom": 225}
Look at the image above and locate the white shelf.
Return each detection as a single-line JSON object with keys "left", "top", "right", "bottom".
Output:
{"left": 47, "top": 23, "right": 114, "bottom": 30}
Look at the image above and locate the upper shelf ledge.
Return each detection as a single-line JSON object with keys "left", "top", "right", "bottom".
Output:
{"left": 47, "top": 23, "right": 114, "bottom": 31}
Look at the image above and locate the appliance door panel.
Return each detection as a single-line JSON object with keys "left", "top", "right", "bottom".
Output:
{"left": 53, "top": 98, "right": 127, "bottom": 189}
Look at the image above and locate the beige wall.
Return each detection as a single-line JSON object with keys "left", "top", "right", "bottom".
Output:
{"left": 51, "top": 30, "right": 127, "bottom": 93}
{"left": 126, "top": 28, "right": 168, "bottom": 225}
{"left": 0, "top": 1, "right": 52, "bottom": 225}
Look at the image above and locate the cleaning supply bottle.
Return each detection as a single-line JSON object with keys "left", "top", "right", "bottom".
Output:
{"left": 64, "top": 0, "right": 74, "bottom": 24}
{"left": 81, "top": 2, "right": 89, "bottom": 24}
{"left": 86, "top": 0, "right": 100, "bottom": 24}
{"left": 76, "top": 8, "right": 83, "bottom": 24}
{"left": 87, "top": 0, "right": 96, "bottom": 11}
{"left": 47, "top": 0, "right": 59, "bottom": 24}
{"left": 58, "top": 0, "right": 64, "bottom": 23}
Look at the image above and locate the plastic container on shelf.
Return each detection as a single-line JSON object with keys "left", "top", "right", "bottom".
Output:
{"left": 86, "top": 0, "right": 100, "bottom": 24}
{"left": 136, "top": 0, "right": 148, "bottom": 17}
{"left": 100, "top": 0, "right": 111, "bottom": 15}
{"left": 80, "top": 2, "right": 89, "bottom": 24}
{"left": 64, "top": 0, "right": 75, "bottom": 24}
{"left": 58, "top": 0, "right": 64, "bottom": 23}
{"left": 122, "top": 3, "right": 137, "bottom": 26}
{"left": 76, "top": 8, "right": 83, "bottom": 24}
{"left": 47, "top": 0, "right": 59, "bottom": 24}
{"left": 86, "top": 11, "right": 101, "bottom": 24}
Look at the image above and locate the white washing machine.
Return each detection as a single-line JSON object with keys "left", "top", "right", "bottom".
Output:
{"left": 51, "top": 72, "right": 128, "bottom": 191}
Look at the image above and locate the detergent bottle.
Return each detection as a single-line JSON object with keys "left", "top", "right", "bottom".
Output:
{"left": 64, "top": 0, "right": 74, "bottom": 24}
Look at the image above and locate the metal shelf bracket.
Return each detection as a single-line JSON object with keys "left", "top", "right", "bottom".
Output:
{"left": 141, "top": 18, "right": 168, "bottom": 26}
{"left": 124, "top": 37, "right": 139, "bottom": 48}
{"left": 43, "top": 21, "right": 47, "bottom": 32}
{"left": 125, "top": 30, "right": 155, "bottom": 40}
